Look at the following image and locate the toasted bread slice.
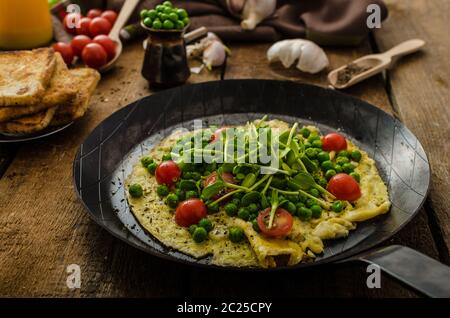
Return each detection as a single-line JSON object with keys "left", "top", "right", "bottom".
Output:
{"left": 0, "top": 107, "right": 57, "bottom": 134}
{"left": 51, "top": 67, "right": 100, "bottom": 126}
{"left": 0, "top": 48, "right": 56, "bottom": 107}
{"left": 0, "top": 53, "right": 77, "bottom": 123}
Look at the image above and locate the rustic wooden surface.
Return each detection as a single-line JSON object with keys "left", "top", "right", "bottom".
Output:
{"left": 0, "top": 0, "right": 448, "bottom": 297}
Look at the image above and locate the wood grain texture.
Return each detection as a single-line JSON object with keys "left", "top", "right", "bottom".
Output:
{"left": 373, "top": 0, "right": 450, "bottom": 260}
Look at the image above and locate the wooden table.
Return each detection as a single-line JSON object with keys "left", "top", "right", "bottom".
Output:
{"left": 0, "top": 0, "right": 448, "bottom": 297}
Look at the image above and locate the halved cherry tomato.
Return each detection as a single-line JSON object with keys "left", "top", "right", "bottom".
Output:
{"left": 71, "top": 35, "right": 92, "bottom": 57}
{"left": 81, "top": 43, "right": 107, "bottom": 69}
{"left": 89, "top": 17, "right": 112, "bottom": 37}
{"left": 327, "top": 173, "right": 361, "bottom": 201}
{"left": 203, "top": 171, "right": 235, "bottom": 200}
{"left": 101, "top": 10, "right": 118, "bottom": 25}
{"left": 155, "top": 160, "right": 182, "bottom": 186}
{"left": 175, "top": 198, "right": 208, "bottom": 227}
{"left": 63, "top": 12, "right": 82, "bottom": 35}
{"left": 52, "top": 42, "right": 74, "bottom": 65}
{"left": 76, "top": 17, "right": 92, "bottom": 36}
{"left": 322, "top": 133, "right": 347, "bottom": 152}
{"left": 210, "top": 127, "right": 227, "bottom": 142}
{"left": 87, "top": 8, "right": 103, "bottom": 19}
{"left": 93, "top": 35, "right": 116, "bottom": 61}
{"left": 257, "top": 208, "right": 293, "bottom": 238}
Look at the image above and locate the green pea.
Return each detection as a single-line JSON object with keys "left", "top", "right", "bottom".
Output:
{"left": 177, "top": 8, "right": 188, "bottom": 19}
{"left": 168, "top": 12, "right": 179, "bottom": 22}
{"left": 295, "top": 202, "right": 305, "bottom": 212}
{"left": 156, "top": 4, "right": 165, "bottom": 12}
{"left": 309, "top": 188, "right": 320, "bottom": 197}
{"left": 317, "top": 151, "right": 330, "bottom": 163}
{"left": 162, "top": 153, "right": 172, "bottom": 161}
{"left": 147, "top": 9, "right": 157, "bottom": 19}
{"left": 305, "top": 147, "right": 318, "bottom": 159}
{"left": 318, "top": 178, "right": 328, "bottom": 188}
{"left": 156, "top": 185, "right": 169, "bottom": 197}
{"left": 321, "top": 160, "right": 334, "bottom": 171}
{"left": 233, "top": 192, "right": 244, "bottom": 200}
{"left": 160, "top": 13, "right": 169, "bottom": 21}
{"left": 308, "top": 134, "right": 320, "bottom": 143}
{"left": 350, "top": 172, "right": 361, "bottom": 182}
{"left": 198, "top": 218, "right": 213, "bottom": 232}
{"left": 252, "top": 219, "right": 260, "bottom": 232}
{"left": 140, "top": 9, "right": 148, "bottom": 19}
{"left": 335, "top": 156, "right": 349, "bottom": 166}
{"left": 286, "top": 194, "right": 299, "bottom": 203}
{"left": 207, "top": 202, "right": 219, "bottom": 213}
{"left": 338, "top": 150, "right": 350, "bottom": 158}
{"left": 224, "top": 203, "right": 238, "bottom": 216}
{"left": 284, "top": 201, "right": 297, "bottom": 214}
{"left": 300, "top": 127, "right": 310, "bottom": 138}
{"left": 325, "top": 169, "right": 337, "bottom": 180}
{"left": 298, "top": 207, "right": 312, "bottom": 221}
{"left": 298, "top": 193, "right": 307, "bottom": 203}
{"left": 248, "top": 203, "right": 258, "bottom": 214}
{"left": 182, "top": 17, "right": 190, "bottom": 25}
{"left": 188, "top": 224, "right": 197, "bottom": 235}
{"left": 342, "top": 163, "right": 355, "bottom": 173}
{"left": 332, "top": 200, "right": 344, "bottom": 213}
{"left": 175, "top": 189, "right": 185, "bottom": 201}
{"left": 176, "top": 20, "right": 185, "bottom": 30}
{"left": 152, "top": 19, "right": 162, "bottom": 29}
{"left": 229, "top": 227, "right": 245, "bottom": 243}
{"left": 166, "top": 193, "right": 179, "bottom": 208}
{"left": 143, "top": 17, "right": 153, "bottom": 27}
{"left": 351, "top": 150, "right": 362, "bottom": 162}
{"left": 334, "top": 164, "right": 343, "bottom": 173}
{"left": 231, "top": 198, "right": 241, "bottom": 206}
{"left": 306, "top": 198, "right": 316, "bottom": 208}
{"left": 238, "top": 207, "right": 250, "bottom": 221}
{"left": 129, "top": 184, "right": 143, "bottom": 198}
{"left": 163, "top": 1, "right": 173, "bottom": 7}
{"left": 311, "top": 205, "right": 322, "bottom": 218}
{"left": 163, "top": 6, "right": 172, "bottom": 14}
{"left": 185, "top": 190, "right": 198, "bottom": 199}
{"left": 312, "top": 140, "right": 323, "bottom": 149}
{"left": 192, "top": 227, "right": 208, "bottom": 243}
{"left": 147, "top": 162, "right": 157, "bottom": 175}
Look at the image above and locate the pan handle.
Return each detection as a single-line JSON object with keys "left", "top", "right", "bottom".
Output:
{"left": 345, "top": 245, "right": 450, "bottom": 297}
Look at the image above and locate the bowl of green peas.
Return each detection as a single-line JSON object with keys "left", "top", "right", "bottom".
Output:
{"left": 140, "top": 1, "right": 190, "bottom": 32}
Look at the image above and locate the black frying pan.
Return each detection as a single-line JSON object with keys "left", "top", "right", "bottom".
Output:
{"left": 73, "top": 80, "right": 450, "bottom": 297}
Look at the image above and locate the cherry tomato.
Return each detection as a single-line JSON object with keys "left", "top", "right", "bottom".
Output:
{"left": 210, "top": 127, "right": 227, "bottom": 142}
{"left": 101, "top": 10, "right": 118, "bottom": 25}
{"left": 203, "top": 171, "right": 235, "bottom": 200}
{"left": 71, "top": 35, "right": 92, "bottom": 57}
{"left": 257, "top": 208, "right": 293, "bottom": 238}
{"left": 89, "top": 17, "right": 112, "bottom": 37}
{"left": 52, "top": 42, "right": 74, "bottom": 65}
{"left": 327, "top": 173, "right": 362, "bottom": 201}
{"left": 93, "top": 35, "right": 116, "bottom": 61}
{"left": 155, "top": 160, "right": 182, "bottom": 186}
{"left": 87, "top": 8, "right": 102, "bottom": 19}
{"left": 63, "top": 13, "right": 82, "bottom": 35}
{"left": 175, "top": 198, "right": 208, "bottom": 227}
{"left": 81, "top": 43, "right": 107, "bottom": 69}
{"left": 76, "top": 17, "right": 92, "bottom": 36}
{"left": 322, "top": 133, "right": 348, "bottom": 152}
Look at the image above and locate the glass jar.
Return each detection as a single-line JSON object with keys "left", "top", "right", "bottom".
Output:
{"left": 141, "top": 23, "right": 190, "bottom": 88}
{"left": 0, "top": 0, "right": 53, "bottom": 50}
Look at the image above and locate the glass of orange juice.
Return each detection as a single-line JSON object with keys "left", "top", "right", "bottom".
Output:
{"left": 0, "top": 0, "right": 53, "bottom": 50}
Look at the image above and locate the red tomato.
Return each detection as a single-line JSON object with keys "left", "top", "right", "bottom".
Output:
{"left": 203, "top": 171, "right": 235, "bottom": 200}
{"left": 101, "top": 10, "right": 118, "bottom": 25}
{"left": 81, "top": 43, "right": 107, "bottom": 69}
{"left": 89, "top": 17, "right": 112, "bottom": 37}
{"left": 257, "top": 208, "right": 293, "bottom": 238}
{"left": 63, "top": 13, "right": 82, "bottom": 35}
{"left": 327, "top": 173, "right": 362, "bottom": 201}
{"left": 175, "top": 199, "right": 208, "bottom": 227}
{"left": 71, "top": 35, "right": 92, "bottom": 57}
{"left": 322, "top": 133, "right": 348, "bottom": 152}
{"left": 93, "top": 35, "right": 116, "bottom": 61}
{"left": 210, "top": 127, "right": 227, "bottom": 142}
{"left": 155, "top": 160, "right": 182, "bottom": 186}
{"left": 76, "top": 17, "right": 92, "bottom": 36}
{"left": 87, "top": 8, "right": 102, "bottom": 19}
{"left": 52, "top": 42, "right": 74, "bottom": 65}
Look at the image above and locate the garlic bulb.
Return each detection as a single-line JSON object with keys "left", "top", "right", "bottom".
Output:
{"left": 267, "top": 39, "right": 329, "bottom": 74}
{"left": 228, "top": 0, "right": 276, "bottom": 30}
{"left": 187, "top": 32, "right": 230, "bottom": 70}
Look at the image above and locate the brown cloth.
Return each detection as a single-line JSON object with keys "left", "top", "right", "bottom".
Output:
{"left": 79, "top": 0, "right": 388, "bottom": 46}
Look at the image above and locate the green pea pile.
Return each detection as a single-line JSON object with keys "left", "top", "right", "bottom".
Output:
{"left": 140, "top": 1, "right": 190, "bottom": 30}
{"left": 189, "top": 218, "right": 213, "bottom": 243}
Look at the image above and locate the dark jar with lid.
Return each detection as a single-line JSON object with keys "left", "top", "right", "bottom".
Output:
{"left": 141, "top": 23, "right": 191, "bottom": 88}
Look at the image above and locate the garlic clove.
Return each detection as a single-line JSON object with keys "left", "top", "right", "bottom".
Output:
{"left": 296, "top": 41, "right": 329, "bottom": 74}
{"left": 203, "top": 41, "right": 227, "bottom": 69}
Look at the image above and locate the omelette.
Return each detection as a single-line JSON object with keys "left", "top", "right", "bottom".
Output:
{"left": 126, "top": 118, "right": 390, "bottom": 268}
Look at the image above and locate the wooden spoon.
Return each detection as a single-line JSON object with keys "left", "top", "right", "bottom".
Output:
{"left": 99, "top": 0, "right": 140, "bottom": 73}
{"left": 328, "top": 39, "right": 425, "bottom": 89}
